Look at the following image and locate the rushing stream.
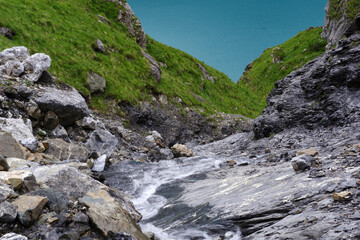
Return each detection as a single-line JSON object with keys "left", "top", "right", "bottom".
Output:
{"left": 103, "top": 155, "right": 244, "bottom": 240}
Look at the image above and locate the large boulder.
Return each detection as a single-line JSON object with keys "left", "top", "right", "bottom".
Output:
{"left": 0, "top": 118, "right": 38, "bottom": 151}
{"left": 46, "top": 138, "right": 89, "bottom": 162}
{"left": 12, "top": 195, "right": 48, "bottom": 226}
{"left": 87, "top": 72, "right": 106, "bottom": 93}
{"left": 79, "top": 188, "right": 149, "bottom": 240}
{"left": 22, "top": 53, "right": 51, "bottom": 82}
{"left": 85, "top": 129, "right": 118, "bottom": 157}
{"left": 34, "top": 86, "right": 89, "bottom": 126}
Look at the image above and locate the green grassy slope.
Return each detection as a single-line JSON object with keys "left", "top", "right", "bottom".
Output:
{"left": 0, "top": 0, "right": 263, "bottom": 118}
{"left": 238, "top": 27, "right": 327, "bottom": 107}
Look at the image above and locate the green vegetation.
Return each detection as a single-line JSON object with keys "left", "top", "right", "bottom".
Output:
{"left": 238, "top": 27, "right": 327, "bottom": 107}
{"left": 328, "top": 0, "right": 360, "bottom": 20}
{"left": 0, "top": 0, "right": 263, "bottom": 118}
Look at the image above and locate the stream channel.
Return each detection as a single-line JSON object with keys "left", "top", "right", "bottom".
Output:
{"left": 103, "top": 155, "right": 245, "bottom": 240}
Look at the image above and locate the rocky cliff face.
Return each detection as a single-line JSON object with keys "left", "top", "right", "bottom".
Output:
{"left": 324, "top": 0, "right": 360, "bottom": 46}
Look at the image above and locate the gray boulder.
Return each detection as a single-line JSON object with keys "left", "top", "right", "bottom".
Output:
{"left": 46, "top": 138, "right": 89, "bottom": 162}
{"left": 22, "top": 53, "right": 51, "bottom": 82}
{"left": 0, "top": 46, "right": 29, "bottom": 65}
{"left": 0, "top": 201, "right": 17, "bottom": 223}
{"left": 0, "top": 181, "right": 15, "bottom": 202}
{"left": 198, "top": 64, "right": 214, "bottom": 83}
{"left": 0, "top": 27, "right": 15, "bottom": 40}
{"left": 291, "top": 155, "right": 312, "bottom": 172}
{"left": 87, "top": 72, "right": 106, "bottom": 93}
{"left": 86, "top": 129, "right": 118, "bottom": 157}
{"left": 0, "top": 118, "right": 38, "bottom": 151}
{"left": 0, "top": 131, "right": 24, "bottom": 159}
{"left": 95, "top": 39, "right": 106, "bottom": 53}
{"left": 51, "top": 125, "right": 70, "bottom": 142}
{"left": 0, "top": 233, "right": 28, "bottom": 240}
{"left": 142, "top": 51, "right": 161, "bottom": 83}
{"left": 92, "top": 154, "right": 107, "bottom": 172}
{"left": 35, "top": 86, "right": 89, "bottom": 126}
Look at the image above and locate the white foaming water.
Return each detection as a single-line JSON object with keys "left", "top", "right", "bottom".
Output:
{"left": 105, "top": 155, "right": 244, "bottom": 239}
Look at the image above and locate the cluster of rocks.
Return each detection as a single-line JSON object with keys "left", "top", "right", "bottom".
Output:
{"left": 0, "top": 46, "right": 183, "bottom": 239}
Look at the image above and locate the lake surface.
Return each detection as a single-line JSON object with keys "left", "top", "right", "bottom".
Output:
{"left": 128, "top": 0, "right": 327, "bottom": 81}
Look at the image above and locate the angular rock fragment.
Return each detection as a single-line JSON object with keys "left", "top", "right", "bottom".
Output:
{"left": 0, "top": 118, "right": 38, "bottom": 151}
{"left": 171, "top": 144, "right": 194, "bottom": 158}
{"left": 87, "top": 72, "right": 106, "bottom": 93}
{"left": 95, "top": 39, "right": 106, "bottom": 53}
{"left": 12, "top": 195, "right": 48, "bottom": 226}
{"left": 79, "top": 188, "right": 148, "bottom": 239}
{"left": 22, "top": 53, "right": 51, "bottom": 82}
{"left": 92, "top": 154, "right": 107, "bottom": 172}
{"left": 0, "top": 131, "right": 24, "bottom": 159}
{"left": 35, "top": 86, "right": 89, "bottom": 126}
{"left": 198, "top": 64, "right": 214, "bottom": 83}
{"left": 142, "top": 51, "right": 161, "bottom": 83}
{"left": 0, "top": 201, "right": 17, "bottom": 223}
{"left": 46, "top": 138, "right": 89, "bottom": 162}
{"left": 82, "top": 116, "right": 105, "bottom": 130}
{"left": 86, "top": 129, "right": 118, "bottom": 157}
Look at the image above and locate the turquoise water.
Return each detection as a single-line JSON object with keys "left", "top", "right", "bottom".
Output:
{"left": 128, "top": 0, "right": 327, "bottom": 81}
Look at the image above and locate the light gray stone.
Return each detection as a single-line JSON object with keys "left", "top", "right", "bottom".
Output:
{"left": 82, "top": 116, "right": 105, "bottom": 130}
{"left": 22, "top": 53, "right": 51, "bottom": 82}
{"left": 0, "top": 233, "right": 28, "bottom": 240}
{"left": 198, "top": 64, "right": 214, "bottom": 83}
{"left": 0, "top": 118, "right": 38, "bottom": 151}
{"left": 96, "top": 39, "right": 106, "bottom": 53}
{"left": 86, "top": 129, "right": 118, "bottom": 157}
{"left": 51, "top": 125, "right": 70, "bottom": 142}
{"left": 1, "top": 60, "right": 24, "bottom": 77}
{"left": 0, "top": 46, "right": 30, "bottom": 65}
{"left": 0, "top": 201, "right": 17, "bottom": 223}
{"left": 87, "top": 72, "right": 106, "bottom": 93}
{"left": 92, "top": 154, "right": 106, "bottom": 172}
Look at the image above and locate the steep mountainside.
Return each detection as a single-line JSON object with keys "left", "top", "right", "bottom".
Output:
{"left": 0, "top": 0, "right": 263, "bottom": 118}
{"left": 238, "top": 27, "right": 327, "bottom": 106}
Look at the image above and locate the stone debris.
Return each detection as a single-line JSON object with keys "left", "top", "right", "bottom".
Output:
{"left": 171, "top": 143, "right": 194, "bottom": 158}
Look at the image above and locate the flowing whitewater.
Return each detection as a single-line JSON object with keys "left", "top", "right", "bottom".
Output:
{"left": 103, "top": 154, "right": 247, "bottom": 239}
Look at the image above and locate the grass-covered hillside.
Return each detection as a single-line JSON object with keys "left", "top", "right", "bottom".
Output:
{"left": 328, "top": 0, "right": 360, "bottom": 20}
{"left": 238, "top": 27, "right": 327, "bottom": 107}
{"left": 0, "top": 0, "right": 264, "bottom": 118}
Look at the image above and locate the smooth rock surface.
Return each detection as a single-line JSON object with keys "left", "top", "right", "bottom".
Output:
{"left": 92, "top": 154, "right": 107, "bottom": 172}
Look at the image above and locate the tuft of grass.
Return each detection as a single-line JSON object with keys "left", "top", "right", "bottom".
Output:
{"left": 238, "top": 27, "right": 327, "bottom": 107}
